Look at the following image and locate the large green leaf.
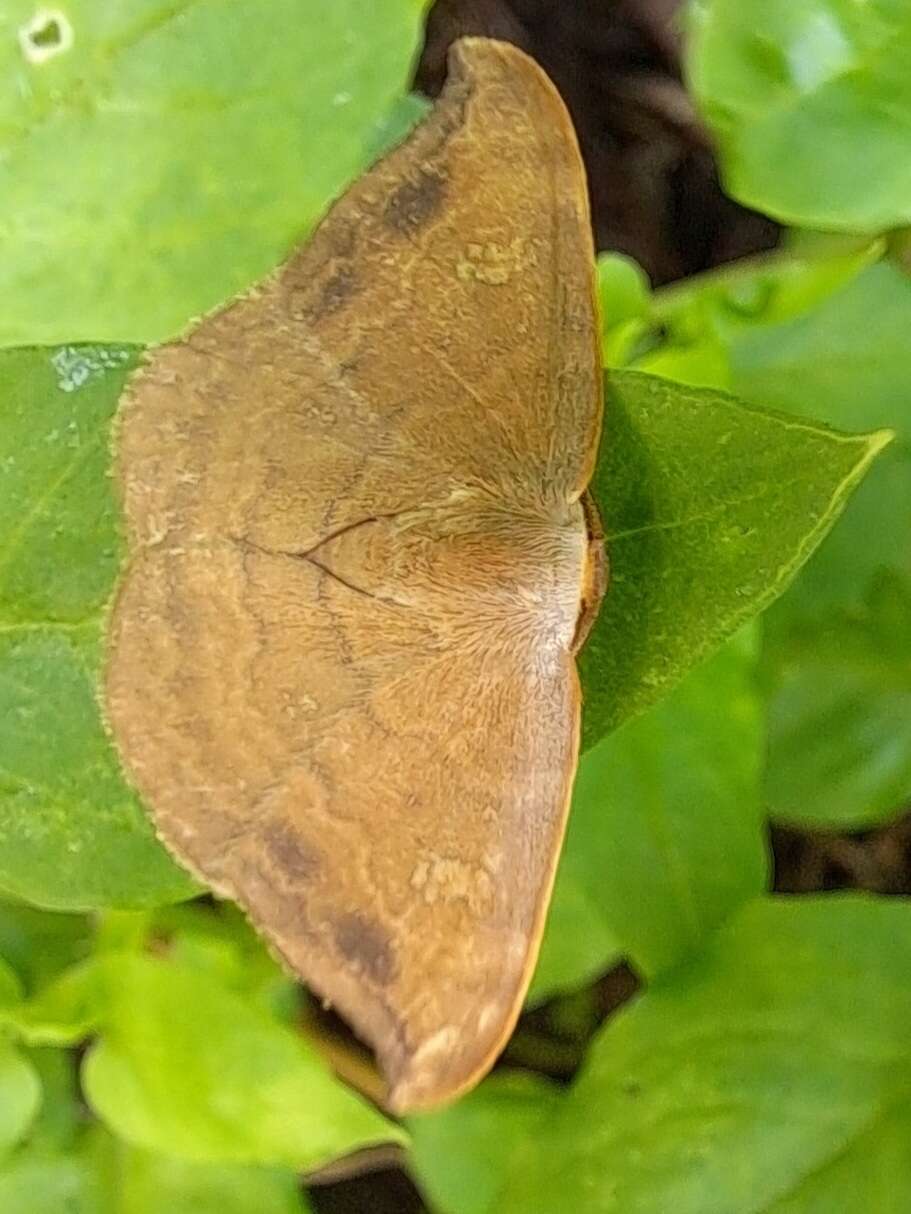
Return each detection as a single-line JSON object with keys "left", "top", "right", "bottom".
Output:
{"left": 108, "top": 1142, "right": 312, "bottom": 1214}
{"left": 733, "top": 262, "right": 911, "bottom": 827}
{"left": 0, "top": 1131, "right": 313, "bottom": 1214}
{"left": 611, "top": 256, "right": 911, "bottom": 827}
{"left": 0, "top": 0, "right": 426, "bottom": 346}
{"left": 729, "top": 260, "right": 911, "bottom": 621}
{"left": 0, "top": 345, "right": 196, "bottom": 908}
{"left": 535, "top": 629, "right": 765, "bottom": 1002}
{"left": 500, "top": 896, "right": 911, "bottom": 1214}
{"left": 764, "top": 572, "right": 911, "bottom": 828}
{"left": 581, "top": 370, "right": 889, "bottom": 743}
{"left": 687, "top": 0, "right": 911, "bottom": 231}
{"left": 408, "top": 1073, "right": 560, "bottom": 1214}
{"left": 733, "top": 263, "right": 911, "bottom": 835}
{"left": 81, "top": 953, "right": 403, "bottom": 1170}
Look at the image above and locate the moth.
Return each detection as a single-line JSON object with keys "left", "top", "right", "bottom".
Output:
{"left": 106, "top": 36, "right": 605, "bottom": 1112}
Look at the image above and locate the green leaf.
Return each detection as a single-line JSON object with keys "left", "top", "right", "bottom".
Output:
{"left": 0, "top": 345, "right": 197, "bottom": 909}
{"left": 0, "top": 1041, "right": 40, "bottom": 1157}
{"left": 731, "top": 261, "right": 911, "bottom": 454}
{"left": 24, "top": 1047, "right": 83, "bottom": 1153}
{"left": 527, "top": 873, "right": 621, "bottom": 1006}
{"left": 764, "top": 572, "right": 911, "bottom": 828}
{"left": 616, "top": 256, "right": 911, "bottom": 827}
{"left": 408, "top": 1073, "right": 560, "bottom": 1214}
{"left": 82, "top": 954, "right": 404, "bottom": 1170}
{"left": 687, "top": 0, "right": 911, "bottom": 231}
{"left": 2, "top": 960, "right": 104, "bottom": 1047}
{"left": 151, "top": 902, "right": 298, "bottom": 1022}
{"left": 627, "top": 239, "right": 882, "bottom": 384}
{"left": 0, "top": 955, "right": 22, "bottom": 1008}
{"left": 730, "top": 262, "right": 911, "bottom": 616}
{"left": 538, "top": 629, "right": 765, "bottom": 999}
{"left": 0, "top": 1148, "right": 102, "bottom": 1214}
{"left": 581, "top": 370, "right": 890, "bottom": 744}
{"left": 0, "top": 901, "right": 92, "bottom": 992}
{"left": 108, "top": 1142, "right": 313, "bottom": 1214}
{"left": 598, "top": 253, "right": 655, "bottom": 369}
{"left": 0, "top": 0, "right": 427, "bottom": 346}
{"left": 1, "top": 906, "right": 294, "bottom": 1050}
{"left": 499, "top": 896, "right": 911, "bottom": 1214}
{"left": 0, "top": 1128, "right": 314, "bottom": 1214}
{"left": 731, "top": 261, "right": 911, "bottom": 826}
{"left": 597, "top": 254, "right": 652, "bottom": 329}
{"left": 365, "top": 92, "right": 431, "bottom": 164}
{"left": 763, "top": 1108, "right": 911, "bottom": 1214}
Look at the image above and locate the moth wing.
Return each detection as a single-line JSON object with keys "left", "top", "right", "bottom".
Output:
{"left": 116, "top": 38, "right": 600, "bottom": 559}
{"left": 109, "top": 539, "right": 579, "bottom": 1110}
{"left": 107, "top": 38, "right": 600, "bottom": 1111}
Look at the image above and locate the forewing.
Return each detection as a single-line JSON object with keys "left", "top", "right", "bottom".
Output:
{"left": 115, "top": 38, "right": 601, "bottom": 561}
{"left": 293, "top": 34, "right": 603, "bottom": 507}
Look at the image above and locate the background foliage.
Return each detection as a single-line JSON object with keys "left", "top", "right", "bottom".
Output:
{"left": 0, "top": 0, "right": 908, "bottom": 1209}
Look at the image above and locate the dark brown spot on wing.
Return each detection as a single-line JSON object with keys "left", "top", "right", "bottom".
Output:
{"left": 333, "top": 912, "right": 398, "bottom": 985}
{"left": 290, "top": 263, "right": 358, "bottom": 323}
{"left": 317, "top": 264, "right": 358, "bottom": 317}
{"left": 263, "top": 821, "right": 322, "bottom": 882}
{"left": 232, "top": 860, "right": 314, "bottom": 938}
{"left": 384, "top": 169, "right": 448, "bottom": 235}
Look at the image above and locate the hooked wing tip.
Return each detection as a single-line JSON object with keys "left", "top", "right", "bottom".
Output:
{"left": 445, "top": 36, "right": 565, "bottom": 112}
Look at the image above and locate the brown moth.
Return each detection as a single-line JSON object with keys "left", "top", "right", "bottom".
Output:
{"left": 105, "top": 36, "right": 605, "bottom": 1113}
